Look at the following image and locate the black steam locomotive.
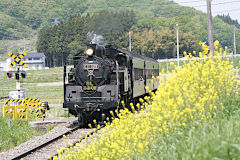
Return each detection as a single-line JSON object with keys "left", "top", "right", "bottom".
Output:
{"left": 63, "top": 44, "right": 159, "bottom": 125}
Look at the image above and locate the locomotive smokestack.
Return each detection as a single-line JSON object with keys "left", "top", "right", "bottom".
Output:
{"left": 87, "top": 31, "right": 104, "bottom": 45}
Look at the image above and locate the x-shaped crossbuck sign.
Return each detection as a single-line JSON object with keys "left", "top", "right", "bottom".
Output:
{"left": 8, "top": 52, "right": 27, "bottom": 68}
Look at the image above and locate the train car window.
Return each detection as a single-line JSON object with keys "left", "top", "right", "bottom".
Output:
{"left": 116, "top": 55, "right": 126, "bottom": 67}
{"left": 146, "top": 69, "right": 153, "bottom": 79}
{"left": 134, "top": 68, "right": 144, "bottom": 80}
{"left": 152, "top": 69, "right": 157, "bottom": 77}
{"left": 155, "top": 69, "right": 159, "bottom": 76}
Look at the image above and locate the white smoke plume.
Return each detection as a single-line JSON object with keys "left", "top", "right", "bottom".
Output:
{"left": 87, "top": 31, "right": 104, "bottom": 45}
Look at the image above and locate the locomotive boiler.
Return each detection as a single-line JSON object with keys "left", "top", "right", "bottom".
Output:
{"left": 63, "top": 44, "right": 159, "bottom": 126}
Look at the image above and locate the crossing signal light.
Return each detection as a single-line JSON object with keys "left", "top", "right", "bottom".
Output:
{"left": 21, "top": 71, "right": 26, "bottom": 78}
{"left": 15, "top": 72, "right": 19, "bottom": 80}
{"left": 7, "top": 71, "right": 13, "bottom": 78}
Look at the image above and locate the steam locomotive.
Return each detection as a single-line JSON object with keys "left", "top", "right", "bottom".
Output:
{"left": 63, "top": 44, "right": 159, "bottom": 126}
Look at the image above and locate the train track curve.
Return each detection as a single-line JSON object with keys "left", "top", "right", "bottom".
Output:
{"left": 0, "top": 123, "right": 99, "bottom": 160}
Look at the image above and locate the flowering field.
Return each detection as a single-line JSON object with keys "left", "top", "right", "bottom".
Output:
{"left": 56, "top": 47, "right": 239, "bottom": 159}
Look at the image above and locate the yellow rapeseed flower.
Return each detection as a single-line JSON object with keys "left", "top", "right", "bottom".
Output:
{"left": 58, "top": 42, "right": 238, "bottom": 160}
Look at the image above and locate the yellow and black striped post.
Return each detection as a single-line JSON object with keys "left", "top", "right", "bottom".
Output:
{"left": 3, "top": 98, "right": 48, "bottom": 121}
{"left": 14, "top": 106, "right": 29, "bottom": 121}
{"left": 3, "top": 105, "right": 15, "bottom": 117}
{"left": 23, "top": 98, "right": 40, "bottom": 109}
{"left": 34, "top": 107, "right": 46, "bottom": 120}
{"left": 23, "top": 98, "right": 45, "bottom": 120}
{"left": 4, "top": 99, "right": 10, "bottom": 107}
{"left": 3, "top": 98, "right": 31, "bottom": 121}
{"left": 3, "top": 99, "right": 22, "bottom": 118}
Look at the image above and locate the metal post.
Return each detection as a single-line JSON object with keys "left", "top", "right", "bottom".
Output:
{"left": 233, "top": 26, "right": 236, "bottom": 65}
{"left": 167, "top": 61, "right": 169, "bottom": 74}
{"left": 176, "top": 24, "right": 179, "bottom": 67}
{"left": 63, "top": 65, "right": 66, "bottom": 103}
{"left": 16, "top": 53, "right": 21, "bottom": 99}
{"left": 206, "top": 0, "right": 214, "bottom": 54}
{"left": 129, "top": 31, "right": 132, "bottom": 52}
{"left": 0, "top": 69, "right": 3, "bottom": 97}
{"left": 234, "top": 26, "right": 236, "bottom": 55}
{"left": 24, "top": 38, "right": 26, "bottom": 51}
{"left": 17, "top": 65, "right": 20, "bottom": 100}
{"left": 62, "top": 53, "right": 64, "bottom": 66}
{"left": 8, "top": 120, "right": 12, "bottom": 128}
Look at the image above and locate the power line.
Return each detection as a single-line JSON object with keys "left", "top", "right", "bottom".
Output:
{"left": 191, "top": 0, "right": 240, "bottom": 8}
{"left": 213, "top": 8, "right": 240, "bottom": 14}
{"left": 175, "top": 0, "right": 205, "bottom": 4}
{"left": 213, "top": 0, "right": 240, "bottom": 5}
{"left": 74, "top": 1, "right": 240, "bottom": 13}
{"left": 84, "top": 5, "right": 240, "bottom": 18}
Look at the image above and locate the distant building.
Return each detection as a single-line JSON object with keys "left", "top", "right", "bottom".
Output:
{"left": 0, "top": 59, "right": 11, "bottom": 71}
{"left": 22, "top": 53, "right": 46, "bottom": 70}
{"left": 0, "top": 52, "right": 46, "bottom": 71}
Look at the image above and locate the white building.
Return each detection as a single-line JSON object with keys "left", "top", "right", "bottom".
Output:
{"left": 22, "top": 53, "right": 46, "bottom": 70}
{"left": 0, "top": 59, "right": 11, "bottom": 71}
{"left": 0, "top": 53, "right": 46, "bottom": 71}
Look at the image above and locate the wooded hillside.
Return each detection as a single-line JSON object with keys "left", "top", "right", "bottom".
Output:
{"left": 1, "top": 0, "right": 239, "bottom": 64}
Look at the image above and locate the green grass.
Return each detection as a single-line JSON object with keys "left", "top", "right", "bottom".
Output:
{"left": 23, "top": 67, "right": 64, "bottom": 83}
{"left": 47, "top": 105, "right": 72, "bottom": 118}
{"left": 137, "top": 91, "right": 240, "bottom": 160}
{"left": 0, "top": 116, "right": 42, "bottom": 152}
{"left": 0, "top": 67, "right": 66, "bottom": 103}
{"left": 0, "top": 67, "right": 70, "bottom": 123}
{"left": 141, "top": 114, "right": 240, "bottom": 160}
{"left": 0, "top": 67, "right": 65, "bottom": 152}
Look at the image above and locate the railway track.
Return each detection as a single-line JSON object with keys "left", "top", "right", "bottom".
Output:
{"left": 18, "top": 126, "right": 94, "bottom": 160}
{"left": 0, "top": 123, "right": 100, "bottom": 160}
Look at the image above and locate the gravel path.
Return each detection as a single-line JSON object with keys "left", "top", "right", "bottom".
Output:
{"left": 37, "top": 82, "right": 62, "bottom": 87}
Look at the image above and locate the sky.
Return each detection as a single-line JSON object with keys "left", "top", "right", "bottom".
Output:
{"left": 173, "top": 0, "right": 240, "bottom": 23}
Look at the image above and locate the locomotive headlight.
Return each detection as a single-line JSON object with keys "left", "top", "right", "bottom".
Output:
{"left": 86, "top": 48, "right": 94, "bottom": 56}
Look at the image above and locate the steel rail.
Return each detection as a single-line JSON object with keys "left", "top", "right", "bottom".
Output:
{"left": 10, "top": 124, "right": 104, "bottom": 160}
{"left": 50, "top": 125, "right": 104, "bottom": 159}
{"left": 11, "top": 125, "right": 80, "bottom": 160}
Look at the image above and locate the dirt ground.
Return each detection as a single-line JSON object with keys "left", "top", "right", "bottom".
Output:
{"left": 37, "top": 82, "right": 63, "bottom": 87}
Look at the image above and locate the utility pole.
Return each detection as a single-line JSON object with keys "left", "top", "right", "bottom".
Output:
{"left": 206, "top": 0, "right": 214, "bottom": 54}
{"left": 233, "top": 26, "right": 236, "bottom": 55}
{"left": 0, "top": 69, "right": 3, "bottom": 97}
{"left": 176, "top": 24, "right": 179, "bottom": 67}
{"left": 129, "top": 31, "right": 132, "bottom": 52}
{"left": 16, "top": 53, "right": 21, "bottom": 100}
{"left": 24, "top": 37, "right": 26, "bottom": 51}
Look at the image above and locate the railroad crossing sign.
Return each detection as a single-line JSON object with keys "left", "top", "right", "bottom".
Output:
{"left": 8, "top": 52, "right": 27, "bottom": 68}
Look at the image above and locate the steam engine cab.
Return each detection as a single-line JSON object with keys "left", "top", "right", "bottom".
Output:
{"left": 63, "top": 44, "right": 159, "bottom": 125}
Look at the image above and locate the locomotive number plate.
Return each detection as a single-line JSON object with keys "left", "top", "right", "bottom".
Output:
{"left": 83, "top": 64, "right": 99, "bottom": 70}
{"left": 83, "top": 80, "right": 97, "bottom": 95}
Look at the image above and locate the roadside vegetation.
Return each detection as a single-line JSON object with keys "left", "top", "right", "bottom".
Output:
{"left": 56, "top": 44, "right": 240, "bottom": 159}
{"left": 0, "top": 116, "right": 41, "bottom": 152}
